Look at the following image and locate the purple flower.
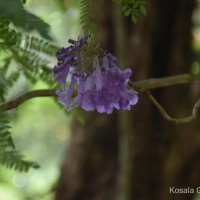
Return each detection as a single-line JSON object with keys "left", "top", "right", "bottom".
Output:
{"left": 75, "top": 75, "right": 96, "bottom": 111}
{"left": 52, "top": 60, "right": 71, "bottom": 88}
{"left": 52, "top": 35, "right": 90, "bottom": 88}
{"left": 56, "top": 75, "right": 76, "bottom": 111}
{"left": 91, "top": 51, "right": 138, "bottom": 112}
{"left": 93, "top": 58, "right": 103, "bottom": 90}
{"left": 52, "top": 36, "right": 138, "bottom": 114}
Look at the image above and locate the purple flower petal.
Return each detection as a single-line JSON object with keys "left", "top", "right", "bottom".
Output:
{"left": 75, "top": 90, "right": 96, "bottom": 111}
{"left": 84, "top": 76, "right": 95, "bottom": 91}
{"left": 93, "top": 59, "right": 103, "bottom": 90}
{"left": 122, "top": 68, "right": 132, "bottom": 83}
{"left": 81, "top": 92, "right": 96, "bottom": 111}
{"left": 105, "top": 50, "right": 117, "bottom": 62}
{"left": 52, "top": 60, "right": 71, "bottom": 87}
{"left": 56, "top": 76, "right": 76, "bottom": 111}
{"left": 79, "top": 35, "right": 90, "bottom": 46}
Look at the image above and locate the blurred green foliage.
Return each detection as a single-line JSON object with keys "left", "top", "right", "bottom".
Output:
{"left": 113, "top": 0, "right": 147, "bottom": 23}
{"left": 0, "top": 0, "right": 51, "bottom": 40}
{"left": 0, "top": 0, "right": 61, "bottom": 172}
{"left": 0, "top": 82, "right": 71, "bottom": 200}
{"left": 0, "top": 0, "right": 80, "bottom": 199}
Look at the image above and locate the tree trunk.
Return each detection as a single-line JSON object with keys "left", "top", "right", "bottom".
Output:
{"left": 55, "top": 1, "right": 119, "bottom": 200}
{"left": 55, "top": 112, "right": 119, "bottom": 200}
{"left": 131, "top": 0, "right": 199, "bottom": 200}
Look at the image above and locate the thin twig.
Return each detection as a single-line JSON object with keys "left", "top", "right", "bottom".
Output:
{"left": 0, "top": 89, "right": 56, "bottom": 112}
{"left": 146, "top": 91, "right": 200, "bottom": 124}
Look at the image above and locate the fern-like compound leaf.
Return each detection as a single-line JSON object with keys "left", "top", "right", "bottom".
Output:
{"left": 0, "top": 112, "right": 40, "bottom": 172}
{"left": 113, "top": 0, "right": 147, "bottom": 23}
{"left": 80, "top": 0, "right": 97, "bottom": 33}
{"left": 0, "top": 0, "right": 59, "bottom": 172}
{"left": 0, "top": 0, "right": 51, "bottom": 40}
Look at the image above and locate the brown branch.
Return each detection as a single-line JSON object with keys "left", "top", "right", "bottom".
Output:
{"left": 0, "top": 73, "right": 200, "bottom": 123}
{"left": 146, "top": 91, "right": 200, "bottom": 124}
{"left": 0, "top": 89, "right": 57, "bottom": 112}
{"left": 130, "top": 73, "right": 200, "bottom": 91}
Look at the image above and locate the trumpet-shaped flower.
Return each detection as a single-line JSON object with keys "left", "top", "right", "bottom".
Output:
{"left": 52, "top": 36, "right": 138, "bottom": 114}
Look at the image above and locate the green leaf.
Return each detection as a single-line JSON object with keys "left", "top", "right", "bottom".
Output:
{"left": 0, "top": 20, "right": 18, "bottom": 46}
{"left": 124, "top": 9, "right": 131, "bottom": 16}
{"left": 0, "top": 113, "right": 39, "bottom": 172}
{"left": 113, "top": 0, "right": 122, "bottom": 4}
{"left": 25, "top": 12, "right": 52, "bottom": 40}
{"left": 133, "top": 1, "right": 139, "bottom": 8}
{"left": 122, "top": 5, "right": 128, "bottom": 11}
{"left": 0, "top": 0, "right": 52, "bottom": 40}
{"left": 139, "top": 4, "right": 147, "bottom": 16}
{"left": 80, "top": 0, "right": 97, "bottom": 34}
{"left": 0, "top": 0, "right": 26, "bottom": 27}
{"left": 113, "top": 0, "right": 147, "bottom": 24}
{"left": 131, "top": 14, "right": 138, "bottom": 23}
{"left": 0, "top": 151, "right": 40, "bottom": 172}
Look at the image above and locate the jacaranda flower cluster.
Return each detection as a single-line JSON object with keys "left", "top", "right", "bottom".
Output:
{"left": 52, "top": 35, "right": 138, "bottom": 114}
